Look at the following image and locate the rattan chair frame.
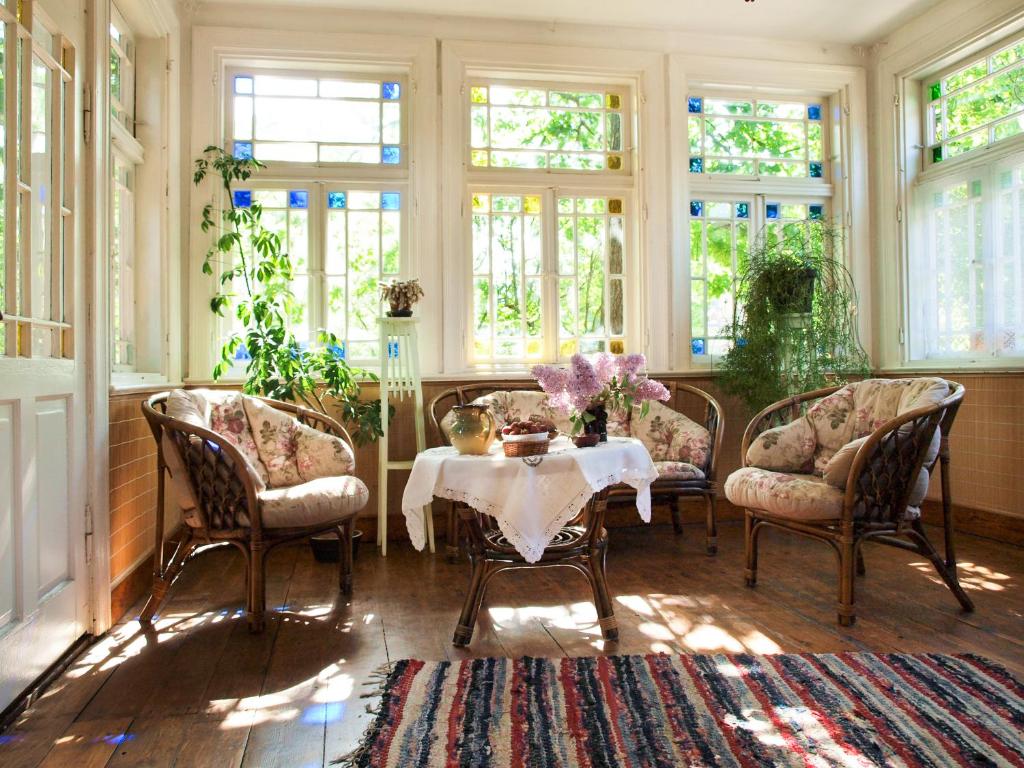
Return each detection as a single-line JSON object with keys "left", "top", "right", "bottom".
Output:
{"left": 738, "top": 380, "right": 974, "bottom": 626}
{"left": 140, "top": 392, "right": 361, "bottom": 632}
{"left": 428, "top": 381, "right": 725, "bottom": 560}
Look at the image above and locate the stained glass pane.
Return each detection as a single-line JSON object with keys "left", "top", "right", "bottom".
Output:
{"left": 382, "top": 82, "right": 400, "bottom": 99}
{"left": 381, "top": 192, "right": 400, "bottom": 210}
{"left": 687, "top": 96, "right": 703, "bottom": 114}
{"left": 328, "top": 192, "right": 347, "bottom": 209}
{"left": 382, "top": 145, "right": 400, "bottom": 164}
{"left": 288, "top": 190, "right": 308, "bottom": 209}
{"left": 233, "top": 141, "right": 253, "bottom": 160}
{"left": 690, "top": 200, "right": 703, "bottom": 217}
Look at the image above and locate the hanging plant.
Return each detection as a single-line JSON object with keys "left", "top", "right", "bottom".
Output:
{"left": 715, "top": 222, "right": 870, "bottom": 413}
{"left": 193, "top": 146, "right": 385, "bottom": 446}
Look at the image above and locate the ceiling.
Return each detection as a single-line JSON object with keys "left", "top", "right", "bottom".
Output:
{"left": 207, "top": 0, "right": 943, "bottom": 45}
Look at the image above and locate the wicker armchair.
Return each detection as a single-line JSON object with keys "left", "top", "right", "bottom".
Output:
{"left": 727, "top": 378, "right": 974, "bottom": 626}
{"left": 429, "top": 380, "right": 724, "bottom": 560}
{"left": 140, "top": 391, "right": 367, "bottom": 632}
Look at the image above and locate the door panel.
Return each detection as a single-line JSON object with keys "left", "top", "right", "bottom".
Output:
{"left": 36, "top": 397, "right": 71, "bottom": 597}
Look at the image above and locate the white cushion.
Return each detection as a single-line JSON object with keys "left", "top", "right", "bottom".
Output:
{"left": 258, "top": 475, "right": 369, "bottom": 528}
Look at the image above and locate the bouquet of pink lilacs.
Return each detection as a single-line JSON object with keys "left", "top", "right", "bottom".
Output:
{"left": 531, "top": 353, "right": 669, "bottom": 436}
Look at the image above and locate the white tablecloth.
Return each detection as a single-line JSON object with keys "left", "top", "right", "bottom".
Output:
{"left": 402, "top": 436, "right": 658, "bottom": 563}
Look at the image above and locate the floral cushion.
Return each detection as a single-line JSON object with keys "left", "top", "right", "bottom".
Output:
{"left": 258, "top": 475, "right": 368, "bottom": 528}
{"left": 630, "top": 400, "right": 710, "bottom": 467}
{"left": 295, "top": 423, "right": 356, "bottom": 482}
{"left": 725, "top": 467, "right": 844, "bottom": 520}
{"left": 243, "top": 397, "right": 303, "bottom": 487}
{"left": 806, "top": 386, "right": 858, "bottom": 474}
{"left": 745, "top": 418, "right": 815, "bottom": 473}
{"left": 824, "top": 428, "right": 939, "bottom": 509}
{"left": 653, "top": 461, "right": 705, "bottom": 481}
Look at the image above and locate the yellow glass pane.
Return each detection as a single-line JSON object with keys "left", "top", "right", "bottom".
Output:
{"left": 608, "top": 199, "right": 623, "bottom": 214}
{"left": 559, "top": 339, "right": 577, "bottom": 357}
{"left": 470, "top": 149, "right": 488, "bottom": 167}
{"left": 470, "top": 86, "right": 488, "bottom": 104}
{"left": 609, "top": 339, "right": 625, "bottom": 354}
{"left": 605, "top": 93, "right": 621, "bottom": 109}
{"left": 607, "top": 155, "right": 622, "bottom": 170}
{"left": 523, "top": 195, "right": 541, "bottom": 214}
{"left": 472, "top": 193, "right": 489, "bottom": 212}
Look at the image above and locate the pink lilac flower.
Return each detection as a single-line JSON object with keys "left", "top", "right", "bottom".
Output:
{"left": 593, "top": 352, "right": 617, "bottom": 385}
{"left": 616, "top": 353, "right": 647, "bottom": 383}
{"left": 635, "top": 377, "right": 670, "bottom": 402}
{"left": 569, "top": 354, "right": 603, "bottom": 411}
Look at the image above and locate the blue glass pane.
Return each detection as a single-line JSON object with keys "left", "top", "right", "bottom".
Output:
{"left": 687, "top": 96, "right": 703, "bottom": 114}
{"left": 689, "top": 157, "right": 703, "bottom": 173}
{"left": 691, "top": 338, "right": 706, "bottom": 356}
{"left": 766, "top": 203, "right": 779, "bottom": 219}
{"left": 234, "top": 76, "right": 253, "bottom": 94}
{"left": 233, "top": 141, "right": 253, "bottom": 160}
{"left": 381, "top": 192, "right": 401, "bottom": 211}
{"left": 233, "top": 190, "right": 252, "bottom": 208}
{"left": 328, "top": 192, "right": 347, "bottom": 209}
{"left": 288, "top": 190, "right": 309, "bottom": 209}
{"left": 382, "top": 82, "right": 400, "bottom": 100}
{"left": 388, "top": 341, "right": 400, "bottom": 359}
{"left": 689, "top": 200, "right": 703, "bottom": 217}
{"left": 382, "top": 145, "right": 401, "bottom": 164}
{"left": 735, "top": 202, "right": 749, "bottom": 219}
{"left": 809, "top": 162, "right": 823, "bottom": 178}
{"left": 807, "top": 104, "right": 822, "bottom": 121}
{"left": 234, "top": 344, "right": 252, "bottom": 361}
{"left": 809, "top": 204, "right": 824, "bottom": 220}
{"left": 329, "top": 343, "right": 346, "bottom": 360}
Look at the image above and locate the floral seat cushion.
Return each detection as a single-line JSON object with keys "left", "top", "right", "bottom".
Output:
{"left": 631, "top": 400, "right": 711, "bottom": 467}
{"left": 725, "top": 468, "right": 844, "bottom": 520}
{"left": 653, "top": 461, "right": 705, "bottom": 481}
{"left": 258, "top": 475, "right": 368, "bottom": 528}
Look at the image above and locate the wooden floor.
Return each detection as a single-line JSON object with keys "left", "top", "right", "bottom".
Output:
{"left": 3, "top": 518, "right": 1022, "bottom": 767}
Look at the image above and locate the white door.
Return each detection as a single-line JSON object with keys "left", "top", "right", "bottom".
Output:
{"left": 0, "top": 0, "right": 89, "bottom": 711}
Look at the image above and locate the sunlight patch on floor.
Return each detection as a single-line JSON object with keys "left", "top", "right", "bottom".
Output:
{"left": 908, "top": 559, "right": 1012, "bottom": 591}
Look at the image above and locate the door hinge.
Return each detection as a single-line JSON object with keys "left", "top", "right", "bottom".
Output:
{"left": 893, "top": 92, "right": 901, "bottom": 109}
{"left": 898, "top": 327, "right": 906, "bottom": 345}
{"left": 82, "top": 84, "right": 92, "bottom": 145}
{"left": 896, "top": 205, "right": 903, "bottom": 224}
{"left": 84, "top": 504, "right": 94, "bottom": 563}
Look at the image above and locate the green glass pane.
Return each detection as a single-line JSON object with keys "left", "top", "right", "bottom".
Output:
{"left": 928, "top": 82, "right": 941, "bottom": 101}
{"left": 932, "top": 145, "right": 943, "bottom": 163}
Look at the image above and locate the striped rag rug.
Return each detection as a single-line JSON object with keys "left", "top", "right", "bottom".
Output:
{"left": 336, "top": 653, "right": 1024, "bottom": 767}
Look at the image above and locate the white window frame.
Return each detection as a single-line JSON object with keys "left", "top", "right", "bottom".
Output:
{"left": 189, "top": 26, "right": 438, "bottom": 381}
{"left": 670, "top": 54, "right": 869, "bottom": 371}
{"left": 442, "top": 41, "right": 665, "bottom": 375}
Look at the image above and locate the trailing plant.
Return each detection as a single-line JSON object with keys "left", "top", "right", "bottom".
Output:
{"left": 715, "top": 222, "right": 870, "bottom": 413}
{"left": 193, "top": 146, "right": 385, "bottom": 446}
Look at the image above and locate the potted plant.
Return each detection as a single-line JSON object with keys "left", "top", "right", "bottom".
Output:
{"left": 532, "top": 353, "right": 669, "bottom": 447}
{"left": 193, "top": 146, "right": 386, "bottom": 446}
{"left": 380, "top": 278, "right": 425, "bottom": 317}
{"left": 715, "top": 222, "right": 870, "bottom": 413}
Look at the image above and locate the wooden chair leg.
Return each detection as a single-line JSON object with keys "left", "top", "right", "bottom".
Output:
{"left": 338, "top": 521, "right": 354, "bottom": 596}
{"left": 587, "top": 547, "right": 618, "bottom": 641}
{"left": 669, "top": 497, "right": 683, "bottom": 535}
{"left": 704, "top": 494, "right": 718, "bottom": 556}
{"left": 445, "top": 501, "right": 461, "bottom": 563}
{"left": 248, "top": 542, "right": 267, "bottom": 633}
{"left": 139, "top": 533, "right": 196, "bottom": 624}
{"left": 744, "top": 511, "right": 759, "bottom": 587}
{"left": 939, "top": 446, "right": 959, "bottom": 570}
{"left": 910, "top": 521, "right": 975, "bottom": 613}
{"left": 453, "top": 555, "right": 489, "bottom": 647}
{"left": 838, "top": 540, "right": 856, "bottom": 627}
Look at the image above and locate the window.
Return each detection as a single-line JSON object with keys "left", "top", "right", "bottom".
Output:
{"left": 0, "top": 9, "right": 74, "bottom": 359}
{"left": 109, "top": 5, "right": 142, "bottom": 370}
{"left": 687, "top": 90, "right": 833, "bottom": 360}
{"left": 228, "top": 71, "right": 404, "bottom": 166}
{"left": 469, "top": 83, "right": 627, "bottom": 172}
{"left": 687, "top": 96, "right": 825, "bottom": 178}
{"left": 909, "top": 31, "right": 1024, "bottom": 362}
{"left": 218, "top": 67, "right": 409, "bottom": 369}
{"left": 910, "top": 153, "right": 1024, "bottom": 359}
{"left": 227, "top": 186, "right": 403, "bottom": 364}
{"left": 467, "top": 79, "right": 634, "bottom": 366}
{"left": 926, "top": 35, "right": 1024, "bottom": 165}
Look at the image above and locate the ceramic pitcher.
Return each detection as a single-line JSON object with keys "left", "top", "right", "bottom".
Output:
{"left": 449, "top": 404, "right": 497, "bottom": 455}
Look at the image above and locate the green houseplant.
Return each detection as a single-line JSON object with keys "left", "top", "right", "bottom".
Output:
{"left": 193, "top": 146, "right": 384, "bottom": 446}
{"left": 715, "top": 222, "right": 870, "bottom": 413}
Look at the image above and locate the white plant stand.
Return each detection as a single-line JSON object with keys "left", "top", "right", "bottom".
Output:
{"left": 377, "top": 316, "right": 434, "bottom": 556}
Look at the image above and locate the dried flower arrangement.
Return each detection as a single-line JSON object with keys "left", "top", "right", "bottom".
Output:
{"left": 532, "top": 353, "right": 669, "bottom": 440}
{"left": 380, "top": 278, "right": 425, "bottom": 317}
